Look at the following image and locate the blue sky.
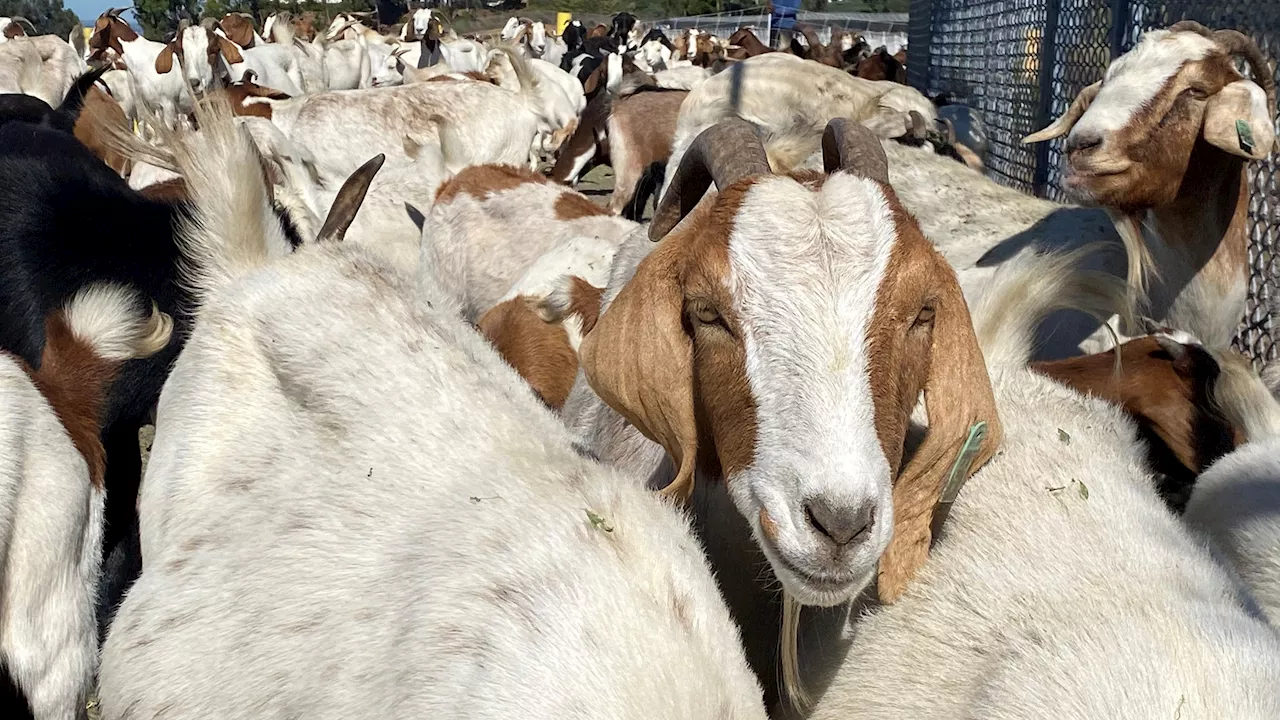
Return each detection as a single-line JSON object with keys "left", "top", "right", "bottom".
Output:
{"left": 65, "top": 0, "right": 132, "bottom": 27}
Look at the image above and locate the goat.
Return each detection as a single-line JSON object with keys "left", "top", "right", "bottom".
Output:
{"left": 217, "top": 12, "right": 264, "bottom": 48}
{"left": 0, "top": 285, "right": 170, "bottom": 720}
{"left": 478, "top": 242, "right": 612, "bottom": 409}
{"left": 0, "top": 33, "right": 87, "bottom": 106}
{"left": 562, "top": 119, "right": 1002, "bottom": 707}
{"left": 426, "top": 164, "right": 636, "bottom": 320}
{"left": 855, "top": 46, "right": 907, "bottom": 84}
{"left": 0, "top": 16, "right": 35, "bottom": 42}
{"left": 604, "top": 86, "right": 688, "bottom": 217}
{"left": 225, "top": 79, "right": 538, "bottom": 177}
{"left": 727, "top": 27, "right": 772, "bottom": 60}
{"left": 548, "top": 88, "right": 611, "bottom": 185}
{"left": 88, "top": 9, "right": 192, "bottom": 131}
{"left": 1023, "top": 22, "right": 1277, "bottom": 350}
{"left": 799, "top": 248, "right": 1280, "bottom": 720}
{"left": 610, "top": 12, "right": 638, "bottom": 48}
{"left": 1183, "top": 351, "right": 1280, "bottom": 624}
{"left": 661, "top": 53, "right": 938, "bottom": 203}
{"left": 1032, "top": 332, "right": 1237, "bottom": 497}
{"left": 94, "top": 107, "right": 768, "bottom": 720}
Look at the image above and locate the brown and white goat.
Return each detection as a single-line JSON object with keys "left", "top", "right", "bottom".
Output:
{"left": 1025, "top": 22, "right": 1277, "bottom": 350}
{"left": 0, "top": 285, "right": 170, "bottom": 720}
{"left": 1034, "top": 332, "right": 1237, "bottom": 490}
{"left": 605, "top": 87, "right": 688, "bottom": 217}
{"left": 727, "top": 27, "right": 772, "bottom": 60}
{"left": 426, "top": 164, "right": 636, "bottom": 320}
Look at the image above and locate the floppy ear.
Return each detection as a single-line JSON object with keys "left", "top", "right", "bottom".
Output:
{"left": 216, "top": 35, "right": 244, "bottom": 64}
{"left": 582, "top": 64, "right": 603, "bottom": 95}
{"left": 877, "top": 249, "right": 1002, "bottom": 604}
{"left": 578, "top": 241, "right": 699, "bottom": 502}
{"left": 1203, "top": 79, "right": 1277, "bottom": 160}
{"left": 155, "top": 43, "right": 176, "bottom": 73}
{"left": 1024, "top": 80, "right": 1101, "bottom": 144}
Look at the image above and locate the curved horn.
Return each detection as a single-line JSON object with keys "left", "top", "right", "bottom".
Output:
{"left": 648, "top": 118, "right": 771, "bottom": 241}
{"left": 316, "top": 154, "right": 385, "bottom": 244}
{"left": 822, "top": 117, "right": 891, "bottom": 183}
{"left": 1023, "top": 80, "right": 1100, "bottom": 144}
{"left": 10, "top": 16, "right": 37, "bottom": 34}
{"left": 1170, "top": 21, "right": 1276, "bottom": 117}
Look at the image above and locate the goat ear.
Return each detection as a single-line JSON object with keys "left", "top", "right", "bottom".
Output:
{"left": 216, "top": 34, "right": 245, "bottom": 64}
{"left": 1024, "top": 80, "right": 1101, "bottom": 144}
{"left": 316, "top": 153, "right": 385, "bottom": 243}
{"left": 877, "top": 249, "right": 1001, "bottom": 604}
{"left": 155, "top": 43, "right": 176, "bottom": 73}
{"left": 1203, "top": 80, "right": 1277, "bottom": 160}
{"left": 582, "top": 65, "right": 602, "bottom": 95}
{"left": 578, "top": 240, "right": 698, "bottom": 502}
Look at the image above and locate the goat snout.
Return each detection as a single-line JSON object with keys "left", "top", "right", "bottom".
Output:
{"left": 1066, "top": 132, "right": 1104, "bottom": 160}
{"left": 804, "top": 496, "right": 874, "bottom": 547}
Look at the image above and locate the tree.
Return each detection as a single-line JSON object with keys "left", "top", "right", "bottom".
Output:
{"left": 0, "top": 0, "right": 79, "bottom": 37}
{"left": 132, "top": 0, "right": 199, "bottom": 40}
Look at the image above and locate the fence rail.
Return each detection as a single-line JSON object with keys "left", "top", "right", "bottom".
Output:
{"left": 908, "top": 0, "right": 1280, "bottom": 366}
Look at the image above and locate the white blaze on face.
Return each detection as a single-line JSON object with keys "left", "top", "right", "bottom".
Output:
{"left": 500, "top": 16, "right": 521, "bottom": 42}
{"left": 181, "top": 28, "right": 216, "bottom": 92}
{"left": 1070, "top": 30, "right": 1218, "bottom": 140}
{"left": 724, "top": 173, "right": 899, "bottom": 604}
{"left": 413, "top": 9, "right": 434, "bottom": 38}
{"left": 530, "top": 22, "right": 547, "bottom": 54}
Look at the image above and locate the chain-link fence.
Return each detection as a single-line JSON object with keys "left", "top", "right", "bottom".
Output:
{"left": 908, "top": 0, "right": 1280, "bottom": 366}
{"left": 655, "top": 10, "right": 908, "bottom": 53}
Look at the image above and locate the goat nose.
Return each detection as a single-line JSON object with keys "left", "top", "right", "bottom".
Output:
{"left": 804, "top": 497, "right": 874, "bottom": 546}
{"left": 1066, "top": 132, "right": 1103, "bottom": 157}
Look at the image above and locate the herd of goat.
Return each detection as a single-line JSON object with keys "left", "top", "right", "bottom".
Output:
{"left": 0, "top": 6, "right": 1279, "bottom": 720}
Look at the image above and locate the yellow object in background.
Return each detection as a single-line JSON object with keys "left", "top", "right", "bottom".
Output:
{"left": 556, "top": 12, "right": 572, "bottom": 35}
{"left": 83, "top": 26, "right": 92, "bottom": 43}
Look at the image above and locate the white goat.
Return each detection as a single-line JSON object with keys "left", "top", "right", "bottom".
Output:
{"left": 233, "top": 79, "right": 538, "bottom": 176}
{"left": 797, "top": 248, "right": 1280, "bottom": 719}
{"left": 661, "top": 52, "right": 939, "bottom": 200}
{"left": 487, "top": 47, "right": 584, "bottom": 156}
{"left": 0, "top": 33, "right": 86, "bottom": 105}
{"left": 425, "top": 164, "right": 637, "bottom": 320}
{"left": 0, "top": 284, "right": 170, "bottom": 720}
{"left": 1183, "top": 354, "right": 1280, "bottom": 625}
{"left": 95, "top": 110, "right": 769, "bottom": 720}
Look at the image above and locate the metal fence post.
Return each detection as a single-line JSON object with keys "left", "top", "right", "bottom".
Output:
{"left": 1031, "top": 0, "right": 1062, "bottom": 196}
{"left": 1109, "top": 0, "right": 1130, "bottom": 58}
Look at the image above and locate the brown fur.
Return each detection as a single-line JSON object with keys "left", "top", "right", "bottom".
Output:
{"left": 219, "top": 13, "right": 257, "bottom": 48}
{"left": 293, "top": 13, "right": 317, "bottom": 42}
{"left": 565, "top": 277, "right": 603, "bottom": 335}
{"left": 218, "top": 75, "right": 292, "bottom": 119}
{"left": 138, "top": 177, "right": 189, "bottom": 203}
{"left": 606, "top": 89, "right": 687, "bottom": 214}
{"left": 3, "top": 22, "right": 25, "bottom": 39}
{"left": 549, "top": 91, "right": 611, "bottom": 184}
{"left": 586, "top": 24, "right": 608, "bottom": 39}
{"left": 856, "top": 48, "right": 907, "bottom": 84}
{"left": 74, "top": 86, "right": 132, "bottom": 175}
{"left": 1033, "top": 336, "right": 1236, "bottom": 478}
{"left": 868, "top": 198, "right": 1002, "bottom": 603}
{"left": 20, "top": 314, "right": 121, "bottom": 487}
{"left": 433, "top": 163, "right": 551, "bottom": 205}
{"left": 88, "top": 13, "right": 138, "bottom": 61}
{"left": 728, "top": 28, "right": 772, "bottom": 58}
{"left": 553, "top": 191, "right": 609, "bottom": 220}
{"left": 578, "top": 181, "right": 759, "bottom": 501}
{"left": 798, "top": 26, "right": 842, "bottom": 68}
{"left": 479, "top": 297, "right": 577, "bottom": 410}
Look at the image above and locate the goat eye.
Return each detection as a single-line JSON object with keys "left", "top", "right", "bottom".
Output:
{"left": 913, "top": 306, "right": 936, "bottom": 328}
{"left": 693, "top": 305, "right": 722, "bottom": 326}
{"left": 1184, "top": 87, "right": 1209, "bottom": 101}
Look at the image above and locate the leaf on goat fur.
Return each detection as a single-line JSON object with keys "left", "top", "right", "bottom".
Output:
{"left": 585, "top": 509, "right": 614, "bottom": 533}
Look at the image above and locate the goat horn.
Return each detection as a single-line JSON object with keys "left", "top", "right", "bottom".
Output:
{"left": 317, "top": 154, "right": 384, "bottom": 244}
{"left": 1171, "top": 21, "right": 1277, "bottom": 121}
{"left": 1023, "top": 80, "right": 1100, "bottom": 144}
{"left": 648, "top": 117, "right": 771, "bottom": 241}
{"left": 822, "top": 117, "right": 891, "bottom": 183}
{"left": 10, "top": 16, "right": 36, "bottom": 34}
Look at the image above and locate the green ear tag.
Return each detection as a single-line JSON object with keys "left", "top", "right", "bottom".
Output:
{"left": 930, "top": 421, "right": 988, "bottom": 539}
{"left": 1237, "top": 119, "right": 1256, "bottom": 155}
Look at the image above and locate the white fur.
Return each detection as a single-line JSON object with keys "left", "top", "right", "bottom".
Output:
{"left": 0, "top": 34, "right": 86, "bottom": 105}
{"left": 1071, "top": 29, "right": 1217, "bottom": 138}
{"left": 1184, "top": 356, "right": 1280, "bottom": 625}
{"left": 724, "top": 175, "right": 899, "bottom": 606}
{"left": 797, "top": 251, "right": 1280, "bottom": 719}
{"left": 424, "top": 179, "right": 636, "bottom": 320}
{"left": 94, "top": 113, "right": 769, "bottom": 719}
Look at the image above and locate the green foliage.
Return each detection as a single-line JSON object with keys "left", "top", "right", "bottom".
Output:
{"left": 0, "top": 0, "right": 80, "bottom": 37}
